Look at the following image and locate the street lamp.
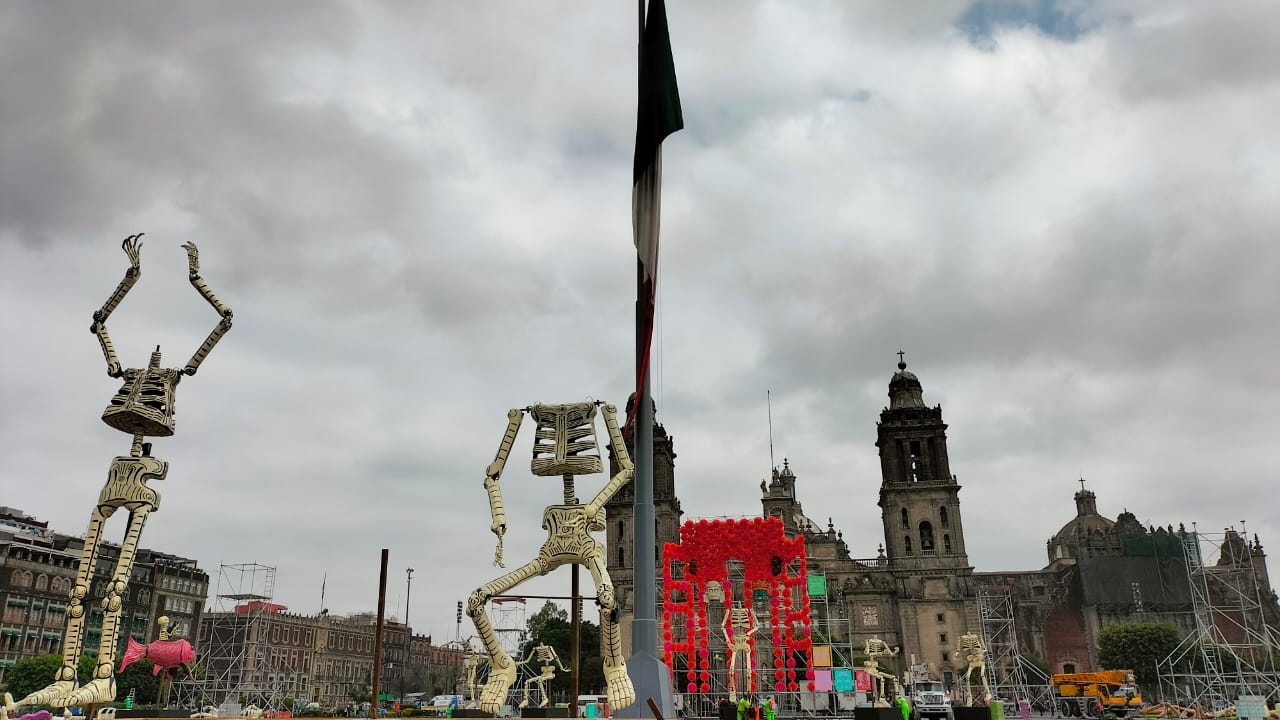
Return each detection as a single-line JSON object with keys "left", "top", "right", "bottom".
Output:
{"left": 402, "top": 568, "right": 414, "bottom": 715}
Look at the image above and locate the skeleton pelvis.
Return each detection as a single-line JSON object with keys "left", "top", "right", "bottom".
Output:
{"left": 102, "top": 369, "right": 179, "bottom": 437}
{"left": 529, "top": 402, "right": 602, "bottom": 476}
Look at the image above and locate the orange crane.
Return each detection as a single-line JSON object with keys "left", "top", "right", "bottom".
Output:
{"left": 1052, "top": 670, "right": 1143, "bottom": 718}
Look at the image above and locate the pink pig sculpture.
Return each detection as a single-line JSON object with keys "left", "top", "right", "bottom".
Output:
{"left": 119, "top": 636, "right": 196, "bottom": 679}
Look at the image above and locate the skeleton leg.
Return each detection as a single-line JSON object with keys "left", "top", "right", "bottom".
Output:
{"left": 727, "top": 650, "right": 738, "bottom": 703}
{"left": 10, "top": 502, "right": 118, "bottom": 708}
{"left": 67, "top": 505, "right": 152, "bottom": 706}
{"left": 585, "top": 543, "right": 635, "bottom": 711}
{"left": 467, "top": 556, "right": 552, "bottom": 714}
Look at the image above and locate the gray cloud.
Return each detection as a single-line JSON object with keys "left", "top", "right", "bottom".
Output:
{"left": 2, "top": 0, "right": 1277, "bottom": 638}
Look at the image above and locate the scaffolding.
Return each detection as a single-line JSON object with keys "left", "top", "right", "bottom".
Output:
{"left": 488, "top": 597, "right": 530, "bottom": 707}
{"left": 168, "top": 562, "right": 302, "bottom": 714}
{"left": 977, "top": 590, "right": 1053, "bottom": 708}
{"left": 1157, "top": 526, "right": 1280, "bottom": 708}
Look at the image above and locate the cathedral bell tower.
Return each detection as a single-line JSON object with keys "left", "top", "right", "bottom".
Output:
{"left": 876, "top": 356, "right": 970, "bottom": 568}
{"left": 876, "top": 356, "right": 977, "bottom": 674}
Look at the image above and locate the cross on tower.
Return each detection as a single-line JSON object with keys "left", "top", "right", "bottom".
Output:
{"left": 897, "top": 350, "right": 905, "bottom": 364}
{"left": 1078, "top": 476, "right": 1086, "bottom": 492}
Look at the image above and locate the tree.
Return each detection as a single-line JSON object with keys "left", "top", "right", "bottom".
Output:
{"left": 520, "top": 601, "right": 604, "bottom": 702}
{"left": 117, "top": 659, "right": 160, "bottom": 705}
{"left": 1097, "top": 622, "right": 1180, "bottom": 691}
{"left": 2, "top": 655, "right": 63, "bottom": 701}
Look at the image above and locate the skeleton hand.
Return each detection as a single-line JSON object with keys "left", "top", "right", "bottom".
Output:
{"left": 491, "top": 520, "right": 506, "bottom": 538}
{"left": 181, "top": 241, "right": 201, "bottom": 279}
{"left": 123, "top": 234, "right": 143, "bottom": 271}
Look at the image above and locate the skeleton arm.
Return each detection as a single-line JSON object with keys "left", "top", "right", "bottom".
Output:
{"left": 91, "top": 234, "right": 145, "bottom": 378}
{"left": 181, "top": 242, "right": 234, "bottom": 376}
{"left": 484, "top": 409, "right": 523, "bottom": 567}
{"left": 584, "top": 404, "right": 632, "bottom": 519}
{"left": 548, "top": 647, "right": 568, "bottom": 673}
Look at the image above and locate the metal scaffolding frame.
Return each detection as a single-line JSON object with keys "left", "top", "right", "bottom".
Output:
{"left": 977, "top": 590, "right": 1053, "bottom": 708}
{"left": 168, "top": 562, "right": 302, "bottom": 714}
{"left": 1157, "top": 526, "right": 1280, "bottom": 709}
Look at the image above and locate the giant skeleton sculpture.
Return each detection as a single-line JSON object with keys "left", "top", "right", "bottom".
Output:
{"left": 466, "top": 402, "right": 635, "bottom": 714}
{"left": 2, "top": 236, "right": 232, "bottom": 714}
{"left": 459, "top": 637, "right": 489, "bottom": 708}
{"left": 722, "top": 600, "right": 759, "bottom": 702}
{"left": 517, "top": 644, "right": 568, "bottom": 708}
{"left": 862, "top": 638, "right": 901, "bottom": 707}
{"left": 953, "top": 633, "right": 991, "bottom": 706}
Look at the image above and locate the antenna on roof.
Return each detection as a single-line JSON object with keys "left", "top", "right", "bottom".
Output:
{"left": 768, "top": 390, "right": 776, "bottom": 475}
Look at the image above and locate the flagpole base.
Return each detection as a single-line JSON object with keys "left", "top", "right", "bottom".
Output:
{"left": 613, "top": 650, "right": 673, "bottom": 718}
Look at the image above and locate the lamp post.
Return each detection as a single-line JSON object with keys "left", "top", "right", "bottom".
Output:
{"left": 402, "top": 568, "right": 413, "bottom": 715}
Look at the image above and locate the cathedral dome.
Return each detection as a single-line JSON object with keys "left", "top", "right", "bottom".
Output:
{"left": 1047, "top": 488, "right": 1115, "bottom": 563}
{"left": 888, "top": 359, "right": 926, "bottom": 409}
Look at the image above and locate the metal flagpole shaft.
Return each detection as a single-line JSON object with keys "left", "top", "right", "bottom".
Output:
{"left": 372, "top": 549, "right": 389, "bottom": 718}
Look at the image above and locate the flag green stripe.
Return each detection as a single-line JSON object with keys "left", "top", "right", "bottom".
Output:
{"left": 634, "top": 0, "right": 683, "bottom": 184}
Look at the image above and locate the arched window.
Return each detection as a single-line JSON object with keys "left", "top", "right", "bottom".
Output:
{"left": 919, "top": 521, "right": 935, "bottom": 552}
{"left": 939, "top": 507, "right": 949, "bottom": 528}
{"left": 904, "top": 536, "right": 913, "bottom": 556}
{"left": 35, "top": 574, "right": 48, "bottom": 591}
{"left": 617, "top": 545, "right": 624, "bottom": 566}
{"left": 15, "top": 570, "right": 33, "bottom": 587}
{"left": 617, "top": 520, "right": 624, "bottom": 540}
{"left": 900, "top": 508, "right": 909, "bottom": 529}
{"left": 943, "top": 534, "right": 952, "bottom": 553}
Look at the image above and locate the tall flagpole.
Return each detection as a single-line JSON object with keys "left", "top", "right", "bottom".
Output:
{"left": 621, "top": 0, "right": 673, "bottom": 715}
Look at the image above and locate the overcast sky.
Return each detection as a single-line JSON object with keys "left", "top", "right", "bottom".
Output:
{"left": 2, "top": 0, "right": 1278, "bottom": 642}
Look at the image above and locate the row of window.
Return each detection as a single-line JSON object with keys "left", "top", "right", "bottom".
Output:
{"left": 158, "top": 575, "right": 205, "bottom": 596}
{"left": 901, "top": 506, "right": 950, "bottom": 529}
{"left": 7, "top": 571, "right": 73, "bottom": 594}
{"left": 163, "top": 596, "right": 196, "bottom": 614}
{"left": 271, "top": 625, "right": 315, "bottom": 647}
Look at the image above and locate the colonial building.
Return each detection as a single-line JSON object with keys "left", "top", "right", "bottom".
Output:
{"left": 606, "top": 360, "right": 1280, "bottom": 689}
{"left": 0, "top": 507, "right": 209, "bottom": 686}
{"left": 197, "top": 605, "right": 464, "bottom": 711}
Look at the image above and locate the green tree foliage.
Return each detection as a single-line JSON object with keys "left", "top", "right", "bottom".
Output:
{"left": 117, "top": 659, "right": 160, "bottom": 705}
{"left": 1, "top": 655, "right": 102, "bottom": 701}
{"left": 1097, "top": 622, "right": 1181, "bottom": 690}
{"left": 520, "top": 601, "right": 604, "bottom": 702}
{"left": 77, "top": 654, "right": 97, "bottom": 686}
{"left": 2, "top": 655, "right": 64, "bottom": 701}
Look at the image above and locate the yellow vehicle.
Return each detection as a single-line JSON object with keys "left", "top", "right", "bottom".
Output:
{"left": 1052, "top": 670, "right": 1143, "bottom": 718}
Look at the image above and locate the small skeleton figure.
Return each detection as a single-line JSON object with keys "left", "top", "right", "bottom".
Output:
{"left": 466, "top": 402, "right": 634, "bottom": 714}
{"left": 518, "top": 644, "right": 568, "bottom": 708}
{"left": 722, "top": 600, "right": 759, "bottom": 702}
{"left": 459, "top": 637, "right": 489, "bottom": 708}
{"left": 3, "top": 236, "right": 232, "bottom": 713}
{"left": 861, "top": 638, "right": 900, "bottom": 706}
{"left": 953, "top": 633, "right": 991, "bottom": 706}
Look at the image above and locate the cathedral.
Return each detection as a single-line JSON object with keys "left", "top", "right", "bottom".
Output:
{"left": 605, "top": 359, "right": 1280, "bottom": 688}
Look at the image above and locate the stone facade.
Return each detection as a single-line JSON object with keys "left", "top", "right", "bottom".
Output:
{"left": 0, "top": 507, "right": 208, "bottom": 686}
{"left": 197, "top": 607, "right": 464, "bottom": 711}
{"left": 605, "top": 361, "right": 1280, "bottom": 688}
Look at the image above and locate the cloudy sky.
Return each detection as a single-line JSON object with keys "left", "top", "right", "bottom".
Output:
{"left": 2, "top": 0, "right": 1278, "bottom": 641}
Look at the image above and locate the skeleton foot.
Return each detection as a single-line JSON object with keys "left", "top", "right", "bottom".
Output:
{"left": 604, "top": 664, "right": 635, "bottom": 711}
{"left": 12, "top": 679, "right": 78, "bottom": 709}
{"left": 64, "top": 677, "right": 116, "bottom": 707}
{"left": 2, "top": 692, "right": 14, "bottom": 720}
{"left": 479, "top": 661, "right": 516, "bottom": 715}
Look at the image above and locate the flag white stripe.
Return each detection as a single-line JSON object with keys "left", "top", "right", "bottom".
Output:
{"left": 633, "top": 148, "right": 663, "bottom": 281}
